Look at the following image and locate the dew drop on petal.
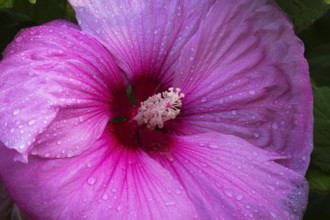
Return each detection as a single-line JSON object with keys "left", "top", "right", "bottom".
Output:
{"left": 165, "top": 201, "right": 177, "bottom": 206}
{"left": 208, "top": 143, "right": 218, "bottom": 149}
{"left": 31, "top": 150, "right": 37, "bottom": 155}
{"left": 13, "top": 109, "right": 21, "bottom": 115}
{"left": 102, "top": 194, "right": 108, "bottom": 200}
{"left": 270, "top": 211, "right": 276, "bottom": 218}
{"left": 198, "top": 142, "right": 205, "bottom": 147}
{"left": 236, "top": 194, "right": 244, "bottom": 201}
{"left": 272, "top": 122, "right": 279, "bottom": 129}
{"left": 224, "top": 190, "right": 233, "bottom": 198}
{"left": 248, "top": 90, "right": 256, "bottom": 95}
{"left": 28, "top": 120, "right": 36, "bottom": 126}
{"left": 18, "top": 144, "right": 25, "bottom": 150}
{"left": 175, "top": 189, "right": 182, "bottom": 195}
{"left": 87, "top": 177, "right": 96, "bottom": 185}
{"left": 253, "top": 133, "right": 260, "bottom": 138}
{"left": 15, "top": 36, "right": 23, "bottom": 43}
{"left": 79, "top": 116, "right": 84, "bottom": 122}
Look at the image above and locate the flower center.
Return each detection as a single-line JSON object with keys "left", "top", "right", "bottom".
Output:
{"left": 134, "top": 88, "right": 184, "bottom": 129}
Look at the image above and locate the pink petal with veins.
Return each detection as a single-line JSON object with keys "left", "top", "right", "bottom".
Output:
{"left": 69, "top": 0, "right": 215, "bottom": 85}
{"left": 172, "top": 0, "right": 313, "bottom": 174}
{"left": 0, "top": 21, "right": 124, "bottom": 161}
{"left": 0, "top": 131, "right": 198, "bottom": 220}
{"left": 148, "top": 133, "right": 308, "bottom": 220}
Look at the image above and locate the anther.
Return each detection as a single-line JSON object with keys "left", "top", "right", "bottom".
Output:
{"left": 135, "top": 88, "right": 185, "bottom": 129}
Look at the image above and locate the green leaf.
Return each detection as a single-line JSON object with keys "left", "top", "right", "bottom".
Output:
{"left": 12, "top": 0, "right": 76, "bottom": 24}
{"left": 0, "top": 9, "right": 35, "bottom": 59}
{"left": 303, "top": 193, "right": 330, "bottom": 220}
{"left": 324, "top": 0, "right": 330, "bottom": 5}
{"left": 307, "top": 87, "right": 330, "bottom": 195}
{"left": 276, "top": 0, "right": 330, "bottom": 33}
{"left": 312, "top": 87, "right": 330, "bottom": 173}
{"left": 308, "top": 44, "right": 330, "bottom": 86}
{"left": 0, "top": 0, "right": 13, "bottom": 8}
{"left": 306, "top": 167, "right": 330, "bottom": 195}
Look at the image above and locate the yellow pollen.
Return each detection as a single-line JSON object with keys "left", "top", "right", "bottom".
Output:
{"left": 135, "top": 88, "right": 185, "bottom": 129}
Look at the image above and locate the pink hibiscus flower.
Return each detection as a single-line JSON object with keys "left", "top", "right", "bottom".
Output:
{"left": 0, "top": 0, "right": 313, "bottom": 219}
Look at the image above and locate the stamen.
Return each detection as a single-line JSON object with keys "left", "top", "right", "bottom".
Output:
{"left": 135, "top": 88, "right": 185, "bottom": 129}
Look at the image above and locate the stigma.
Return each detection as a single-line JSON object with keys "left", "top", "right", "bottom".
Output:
{"left": 135, "top": 88, "right": 185, "bottom": 129}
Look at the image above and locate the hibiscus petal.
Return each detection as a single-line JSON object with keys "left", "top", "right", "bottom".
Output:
{"left": 172, "top": 0, "right": 313, "bottom": 174}
{"left": 69, "top": 0, "right": 214, "bottom": 85}
{"left": 0, "top": 133, "right": 198, "bottom": 220}
{"left": 0, "top": 21, "right": 124, "bottom": 161}
{"left": 148, "top": 133, "right": 308, "bottom": 220}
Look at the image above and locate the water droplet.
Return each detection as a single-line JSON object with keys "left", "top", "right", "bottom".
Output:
{"left": 231, "top": 110, "right": 237, "bottom": 115}
{"left": 87, "top": 177, "right": 96, "bottom": 185}
{"left": 224, "top": 190, "right": 233, "bottom": 197}
{"left": 272, "top": 122, "right": 278, "bottom": 129}
{"left": 201, "top": 97, "right": 207, "bottom": 102}
{"left": 79, "top": 116, "right": 84, "bottom": 122}
{"left": 116, "top": 206, "right": 122, "bottom": 211}
{"left": 44, "top": 153, "right": 50, "bottom": 158}
{"left": 13, "top": 109, "right": 21, "bottom": 115}
{"left": 208, "top": 143, "right": 218, "bottom": 149}
{"left": 15, "top": 36, "right": 23, "bottom": 43}
{"left": 86, "top": 162, "right": 92, "bottom": 168}
{"left": 270, "top": 211, "right": 276, "bottom": 218}
{"left": 67, "top": 151, "right": 74, "bottom": 158}
{"left": 165, "top": 201, "right": 176, "bottom": 206}
{"left": 198, "top": 142, "right": 205, "bottom": 147}
{"left": 236, "top": 194, "right": 244, "bottom": 201}
{"left": 166, "top": 154, "right": 174, "bottom": 162}
{"left": 102, "top": 194, "right": 108, "bottom": 200}
{"left": 175, "top": 189, "right": 181, "bottom": 194}
{"left": 28, "top": 120, "right": 36, "bottom": 125}
{"left": 248, "top": 90, "right": 256, "bottom": 95}
{"left": 18, "top": 144, "right": 25, "bottom": 150}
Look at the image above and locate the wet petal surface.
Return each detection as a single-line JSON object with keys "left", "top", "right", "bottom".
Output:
{"left": 0, "top": 21, "right": 124, "bottom": 161}
{"left": 172, "top": 0, "right": 313, "bottom": 174}
{"left": 69, "top": 0, "right": 214, "bottom": 85}
{"left": 0, "top": 132, "right": 198, "bottom": 220}
{"left": 149, "top": 133, "right": 308, "bottom": 220}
